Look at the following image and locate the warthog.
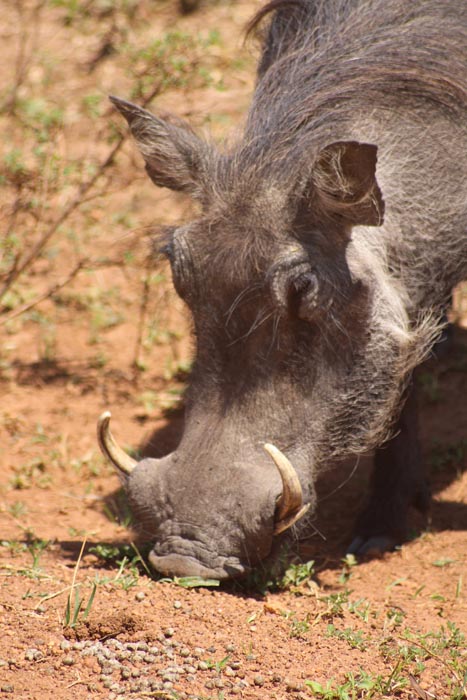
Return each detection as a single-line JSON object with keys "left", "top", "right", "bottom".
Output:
{"left": 99, "top": 0, "right": 467, "bottom": 579}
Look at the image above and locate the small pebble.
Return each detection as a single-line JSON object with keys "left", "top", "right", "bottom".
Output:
{"left": 286, "top": 679, "right": 305, "bottom": 692}
{"left": 173, "top": 600, "right": 182, "bottom": 609}
{"left": 162, "top": 674, "right": 177, "bottom": 683}
{"left": 100, "top": 665, "right": 114, "bottom": 677}
{"left": 25, "top": 649, "right": 43, "bottom": 662}
{"left": 149, "top": 679, "right": 162, "bottom": 690}
{"left": 254, "top": 674, "right": 265, "bottom": 686}
{"left": 0, "top": 686, "right": 14, "bottom": 694}
{"left": 135, "top": 591, "right": 146, "bottom": 602}
{"left": 169, "top": 665, "right": 185, "bottom": 674}
{"left": 164, "top": 628, "right": 175, "bottom": 638}
{"left": 180, "top": 647, "right": 191, "bottom": 658}
{"left": 60, "top": 640, "right": 71, "bottom": 651}
{"left": 62, "top": 656, "right": 75, "bottom": 666}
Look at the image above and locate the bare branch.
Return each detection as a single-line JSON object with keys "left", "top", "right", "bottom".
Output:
{"left": 0, "top": 259, "right": 87, "bottom": 326}
{"left": 0, "top": 83, "right": 162, "bottom": 311}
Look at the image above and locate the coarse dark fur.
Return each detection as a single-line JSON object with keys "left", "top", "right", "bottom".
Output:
{"left": 106, "top": 0, "right": 467, "bottom": 579}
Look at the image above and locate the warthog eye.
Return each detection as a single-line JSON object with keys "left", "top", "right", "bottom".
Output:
{"left": 161, "top": 242, "right": 174, "bottom": 262}
{"left": 162, "top": 229, "right": 194, "bottom": 302}
{"left": 157, "top": 225, "right": 178, "bottom": 261}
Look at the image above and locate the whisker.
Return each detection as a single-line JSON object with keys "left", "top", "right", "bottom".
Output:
{"left": 320, "top": 456, "right": 360, "bottom": 503}
{"left": 224, "top": 282, "right": 263, "bottom": 327}
{"left": 267, "top": 311, "right": 282, "bottom": 357}
{"left": 227, "top": 307, "right": 274, "bottom": 346}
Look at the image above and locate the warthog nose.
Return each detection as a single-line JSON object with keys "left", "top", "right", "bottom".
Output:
{"left": 148, "top": 552, "right": 247, "bottom": 580}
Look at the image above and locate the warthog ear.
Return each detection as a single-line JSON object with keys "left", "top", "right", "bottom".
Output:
{"left": 109, "top": 96, "right": 212, "bottom": 196}
{"left": 311, "top": 141, "right": 384, "bottom": 227}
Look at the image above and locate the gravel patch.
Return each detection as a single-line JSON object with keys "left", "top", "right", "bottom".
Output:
{"left": 60, "top": 630, "right": 253, "bottom": 698}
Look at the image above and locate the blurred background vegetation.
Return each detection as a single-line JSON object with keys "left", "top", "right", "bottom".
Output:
{"left": 0, "top": 0, "right": 258, "bottom": 387}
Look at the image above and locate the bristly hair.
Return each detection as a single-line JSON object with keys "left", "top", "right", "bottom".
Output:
{"left": 226, "top": 1, "right": 467, "bottom": 271}
{"left": 241, "top": 0, "right": 467, "bottom": 161}
{"left": 245, "top": 0, "right": 314, "bottom": 81}
{"left": 245, "top": 0, "right": 307, "bottom": 39}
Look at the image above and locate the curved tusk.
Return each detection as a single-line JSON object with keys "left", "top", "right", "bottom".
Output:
{"left": 97, "top": 411, "right": 137, "bottom": 477}
{"left": 264, "top": 443, "right": 310, "bottom": 535}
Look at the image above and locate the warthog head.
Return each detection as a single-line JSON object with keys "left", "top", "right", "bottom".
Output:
{"left": 98, "top": 34, "right": 440, "bottom": 577}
